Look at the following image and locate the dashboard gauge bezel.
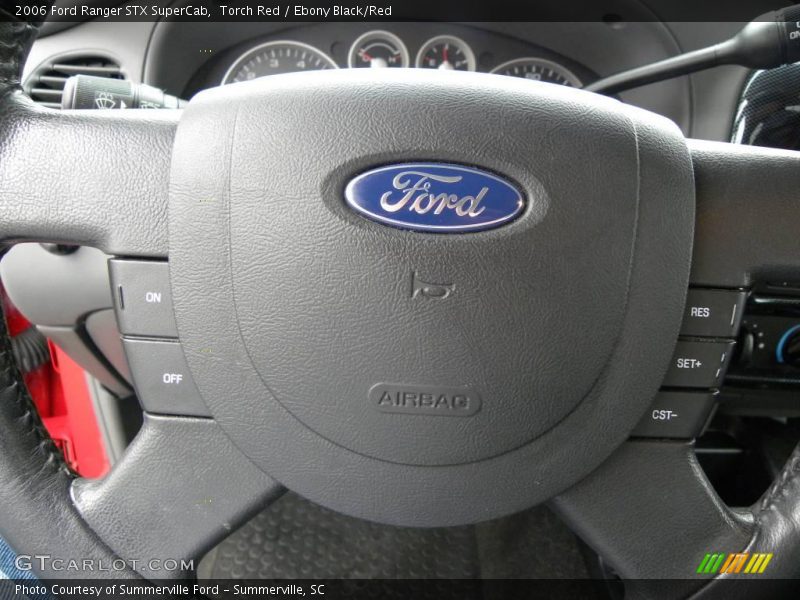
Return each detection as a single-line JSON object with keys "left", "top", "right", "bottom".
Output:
{"left": 221, "top": 40, "right": 338, "bottom": 85}
{"left": 490, "top": 57, "right": 583, "bottom": 87}
{"left": 347, "top": 30, "right": 410, "bottom": 69}
{"left": 415, "top": 34, "right": 477, "bottom": 72}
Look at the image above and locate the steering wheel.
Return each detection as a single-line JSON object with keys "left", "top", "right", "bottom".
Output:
{"left": 1, "top": 10, "right": 799, "bottom": 598}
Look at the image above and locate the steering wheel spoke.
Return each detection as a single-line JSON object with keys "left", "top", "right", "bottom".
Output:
{"left": 688, "top": 139, "right": 800, "bottom": 288}
{"left": 72, "top": 414, "right": 284, "bottom": 580}
{"left": 0, "top": 96, "right": 286, "bottom": 578}
{"left": 552, "top": 440, "right": 753, "bottom": 592}
{"left": 0, "top": 95, "right": 176, "bottom": 257}
{"left": 553, "top": 139, "right": 800, "bottom": 595}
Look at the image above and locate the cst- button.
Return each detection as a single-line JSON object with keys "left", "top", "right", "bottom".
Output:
{"left": 663, "top": 340, "right": 735, "bottom": 388}
{"left": 632, "top": 391, "right": 717, "bottom": 438}
{"left": 123, "top": 338, "right": 210, "bottom": 417}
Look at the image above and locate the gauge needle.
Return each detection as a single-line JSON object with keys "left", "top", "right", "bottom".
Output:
{"left": 439, "top": 45, "right": 453, "bottom": 70}
{"left": 360, "top": 49, "right": 388, "bottom": 68}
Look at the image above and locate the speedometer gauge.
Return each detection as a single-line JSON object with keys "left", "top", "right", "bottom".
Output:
{"left": 222, "top": 41, "right": 337, "bottom": 84}
{"left": 491, "top": 58, "right": 582, "bottom": 87}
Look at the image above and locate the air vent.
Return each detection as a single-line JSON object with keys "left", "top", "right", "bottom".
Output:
{"left": 25, "top": 54, "right": 125, "bottom": 109}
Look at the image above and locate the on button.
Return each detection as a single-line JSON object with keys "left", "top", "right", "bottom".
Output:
{"left": 109, "top": 259, "right": 179, "bottom": 338}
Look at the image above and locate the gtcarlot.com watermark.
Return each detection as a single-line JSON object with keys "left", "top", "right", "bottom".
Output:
{"left": 14, "top": 555, "right": 194, "bottom": 573}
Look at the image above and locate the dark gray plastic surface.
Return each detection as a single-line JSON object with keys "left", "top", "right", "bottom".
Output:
{"left": 85, "top": 308, "right": 131, "bottom": 382}
{"left": 38, "top": 325, "right": 129, "bottom": 396}
{"left": 0, "top": 244, "right": 112, "bottom": 326}
{"left": 1, "top": 244, "right": 132, "bottom": 395}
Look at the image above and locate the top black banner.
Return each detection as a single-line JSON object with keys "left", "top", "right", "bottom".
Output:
{"left": 2, "top": 0, "right": 796, "bottom": 23}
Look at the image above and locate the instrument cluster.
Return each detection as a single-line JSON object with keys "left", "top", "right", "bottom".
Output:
{"left": 221, "top": 29, "right": 584, "bottom": 88}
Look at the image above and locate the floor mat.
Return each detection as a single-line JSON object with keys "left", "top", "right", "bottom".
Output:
{"left": 198, "top": 492, "right": 596, "bottom": 596}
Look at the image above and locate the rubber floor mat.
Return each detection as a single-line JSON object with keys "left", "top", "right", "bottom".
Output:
{"left": 198, "top": 491, "right": 600, "bottom": 598}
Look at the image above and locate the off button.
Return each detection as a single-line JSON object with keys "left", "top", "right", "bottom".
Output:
{"left": 123, "top": 338, "right": 210, "bottom": 417}
{"left": 663, "top": 339, "right": 735, "bottom": 389}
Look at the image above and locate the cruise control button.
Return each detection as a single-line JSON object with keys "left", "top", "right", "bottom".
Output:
{"left": 681, "top": 288, "right": 746, "bottom": 338}
{"left": 109, "top": 259, "right": 178, "bottom": 338}
{"left": 123, "top": 338, "right": 210, "bottom": 417}
{"left": 632, "top": 391, "right": 717, "bottom": 439}
{"left": 663, "top": 339, "right": 735, "bottom": 388}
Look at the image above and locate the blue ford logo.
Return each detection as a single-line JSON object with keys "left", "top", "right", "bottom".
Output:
{"left": 344, "top": 163, "right": 525, "bottom": 233}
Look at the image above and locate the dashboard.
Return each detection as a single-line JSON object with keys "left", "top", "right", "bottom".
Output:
{"left": 23, "top": 18, "right": 756, "bottom": 143}
{"left": 184, "top": 23, "right": 596, "bottom": 97}
{"left": 213, "top": 27, "right": 588, "bottom": 88}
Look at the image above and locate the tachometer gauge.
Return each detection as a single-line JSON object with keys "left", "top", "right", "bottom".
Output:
{"left": 416, "top": 35, "right": 476, "bottom": 71}
{"left": 348, "top": 30, "right": 409, "bottom": 68}
{"left": 490, "top": 58, "right": 582, "bottom": 87}
{"left": 222, "top": 41, "right": 337, "bottom": 84}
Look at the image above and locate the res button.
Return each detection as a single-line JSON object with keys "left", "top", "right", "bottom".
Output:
{"left": 681, "top": 288, "right": 746, "bottom": 338}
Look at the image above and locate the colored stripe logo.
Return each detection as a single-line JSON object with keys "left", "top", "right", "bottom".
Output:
{"left": 697, "top": 552, "right": 773, "bottom": 574}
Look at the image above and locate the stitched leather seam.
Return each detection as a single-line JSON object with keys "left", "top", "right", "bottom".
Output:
{"left": 0, "top": 5, "right": 72, "bottom": 477}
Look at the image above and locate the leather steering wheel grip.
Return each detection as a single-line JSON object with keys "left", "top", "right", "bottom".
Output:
{"left": 0, "top": 7, "right": 137, "bottom": 579}
{"left": 0, "top": 270, "right": 133, "bottom": 578}
{"left": 0, "top": 5, "right": 799, "bottom": 596}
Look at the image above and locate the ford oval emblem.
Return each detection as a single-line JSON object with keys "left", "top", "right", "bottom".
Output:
{"left": 344, "top": 163, "right": 525, "bottom": 233}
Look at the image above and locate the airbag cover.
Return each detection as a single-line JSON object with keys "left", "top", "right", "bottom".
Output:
{"left": 168, "top": 70, "right": 693, "bottom": 526}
